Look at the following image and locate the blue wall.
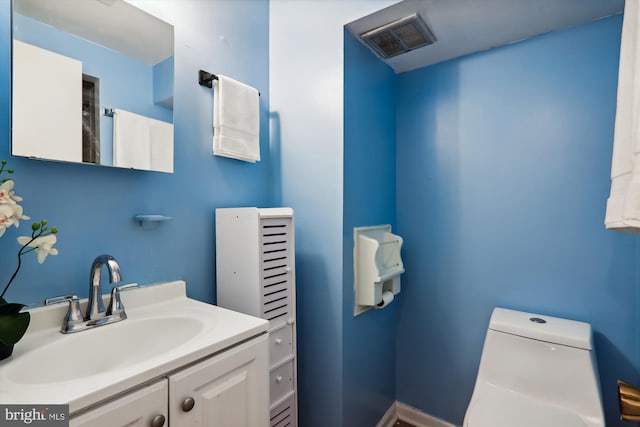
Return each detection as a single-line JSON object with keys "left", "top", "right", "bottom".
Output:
{"left": 0, "top": 0, "right": 270, "bottom": 308}
{"left": 395, "top": 15, "right": 635, "bottom": 426}
{"left": 343, "top": 30, "right": 397, "bottom": 426}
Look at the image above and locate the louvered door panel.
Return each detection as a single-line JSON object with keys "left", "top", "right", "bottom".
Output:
{"left": 270, "top": 394, "right": 296, "bottom": 427}
{"left": 260, "top": 217, "right": 293, "bottom": 327}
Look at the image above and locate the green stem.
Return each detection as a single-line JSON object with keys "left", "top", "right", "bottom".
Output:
{"left": 0, "top": 238, "right": 33, "bottom": 300}
{"left": 0, "top": 218, "right": 56, "bottom": 300}
{"left": 0, "top": 225, "right": 49, "bottom": 300}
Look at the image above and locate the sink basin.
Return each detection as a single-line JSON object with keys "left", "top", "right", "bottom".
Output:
{"left": 0, "top": 280, "right": 269, "bottom": 414}
{"left": 5, "top": 316, "right": 204, "bottom": 384}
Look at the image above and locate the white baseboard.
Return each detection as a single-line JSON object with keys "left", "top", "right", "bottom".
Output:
{"left": 376, "top": 401, "right": 398, "bottom": 427}
{"left": 376, "top": 401, "right": 457, "bottom": 427}
{"left": 397, "top": 401, "right": 456, "bottom": 427}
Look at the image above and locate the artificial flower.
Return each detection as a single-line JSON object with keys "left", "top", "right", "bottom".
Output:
{"left": 0, "top": 159, "right": 59, "bottom": 301}
{"left": 0, "top": 205, "right": 17, "bottom": 237}
{"left": 17, "top": 234, "right": 59, "bottom": 264}
{"left": 0, "top": 180, "right": 21, "bottom": 204}
{"left": 0, "top": 160, "right": 59, "bottom": 353}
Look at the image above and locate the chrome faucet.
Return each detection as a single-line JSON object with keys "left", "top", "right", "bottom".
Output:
{"left": 45, "top": 254, "right": 137, "bottom": 334}
{"left": 87, "top": 254, "right": 122, "bottom": 320}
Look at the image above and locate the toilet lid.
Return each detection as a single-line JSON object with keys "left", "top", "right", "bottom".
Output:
{"left": 466, "top": 386, "right": 589, "bottom": 427}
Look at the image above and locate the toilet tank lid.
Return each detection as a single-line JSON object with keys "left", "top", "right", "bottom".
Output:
{"left": 489, "top": 308, "right": 593, "bottom": 350}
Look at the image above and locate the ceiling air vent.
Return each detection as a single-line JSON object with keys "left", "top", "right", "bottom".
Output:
{"left": 360, "top": 13, "right": 436, "bottom": 59}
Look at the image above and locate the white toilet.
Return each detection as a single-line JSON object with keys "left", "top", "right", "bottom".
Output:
{"left": 464, "top": 308, "right": 605, "bottom": 427}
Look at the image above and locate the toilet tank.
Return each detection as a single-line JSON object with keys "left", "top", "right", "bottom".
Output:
{"left": 476, "top": 308, "right": 603, "bottom": 423}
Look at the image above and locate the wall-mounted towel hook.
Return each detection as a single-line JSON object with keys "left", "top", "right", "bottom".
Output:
{"left": 198, "top": 69, "right": 260, "bottom": 96}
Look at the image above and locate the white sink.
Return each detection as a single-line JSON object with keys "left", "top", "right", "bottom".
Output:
{"left": 5, "top": 315, "right": 205, "bottom": 384}
{"left": 0, "top": 280, "right": 268, "bottom": 414}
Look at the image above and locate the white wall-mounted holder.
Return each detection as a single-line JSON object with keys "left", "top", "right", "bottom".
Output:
{"left": 354, "top": 225, "right": 404, "bottom": 316}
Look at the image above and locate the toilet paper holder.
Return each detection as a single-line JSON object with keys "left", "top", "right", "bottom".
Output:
{"left": 353, "top": 225, "right": 404, "bottom": 316}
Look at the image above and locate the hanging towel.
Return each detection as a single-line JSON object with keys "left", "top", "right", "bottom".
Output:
{"left": 113, "top": 109, "right": 151, "bottom": 170}
{"left": 149, "top": 119, "right": 174, "bottom": 173}
{"left": 605, "top": 0, "right": 640, "bottom": 232}
{"left": 113, "top": 109, "right": 174, "bottom": 172}
{"left": 213, "top": 75, "right": 260, "bottom": 162}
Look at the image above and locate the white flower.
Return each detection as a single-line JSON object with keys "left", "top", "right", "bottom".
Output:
{"left": 17, "top": 234, "right": 59, "bottom": 264}
{"left": 9, "top": 204, "right": 28, "bottom": 227}
{"left": 0, "top": 205, "right": 19, "bottom": 237}
{"left": 0, "top": 180, "right": 21, "bottom": 204}
{"left": 0, "top": 181, "right": 29, "bottom": 237}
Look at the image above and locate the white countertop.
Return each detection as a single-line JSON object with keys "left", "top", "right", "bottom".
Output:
{"left": 0, "top": 280, "right": 268, "bottom": 414}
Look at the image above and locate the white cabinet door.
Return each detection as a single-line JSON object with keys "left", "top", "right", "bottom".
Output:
{"left": 70, "top": 379, "right": 168, "bottom": 427}
{"left": 12, "top": 40, "right": 82, "bottom": 162}
{"left": 169, "top": 334, "right": 269, "bottom": 427}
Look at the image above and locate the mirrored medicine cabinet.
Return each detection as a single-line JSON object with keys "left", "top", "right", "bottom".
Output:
{"left": 11, "top": 0, "right": 175, "bottom": 173}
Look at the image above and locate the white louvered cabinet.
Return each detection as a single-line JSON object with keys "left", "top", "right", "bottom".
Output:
{"left": 216, "top": 207, "right": 297, "bottom": 427}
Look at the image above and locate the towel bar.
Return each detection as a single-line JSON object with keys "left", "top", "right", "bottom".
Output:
{"left": 198, "top": 69, "right": 260, "bottom": 96}
{"left": 198, "top": 70, "right": 218, "bottom": 88}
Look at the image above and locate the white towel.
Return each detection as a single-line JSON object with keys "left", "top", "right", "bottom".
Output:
{"left": 213, "top": 75, "right": 260, "bottom": 163}
{"left": 605, "top": 0, "right": 640, "bottom": 233}
{"left": 150, "top": 119, "right": 174, "bottom": 173}
{"left": 113, "top": 109, "right": 150, "bottom": 170}
{"left": 113, "top": 109, "right": 174, "bottom": 173}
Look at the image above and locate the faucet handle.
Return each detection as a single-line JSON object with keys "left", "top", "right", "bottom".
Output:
{"left": 106, "top": 283, "right": 138, "bottom": 317}
{"left": 44, "top": 295, "right": 84, "bottom": 330}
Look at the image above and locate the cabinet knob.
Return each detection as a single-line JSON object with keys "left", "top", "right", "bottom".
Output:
{"left": 275, "top": 375, "right": 283, "bottom": 383}
{"left": 182, "top": 397, "right": 196, "bottom": 412}
{"left": 275, "top": 338, "right": 282, "bottom": 345}
{"left": 151, "top": 414, "right": 166, "bottom": 427}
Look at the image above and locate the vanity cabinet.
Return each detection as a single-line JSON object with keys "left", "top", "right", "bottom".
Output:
{"left": 169, "top": 333, "right": 269, "bottom": 426}
{"left": 70, "top": 335, "right": 268, "bottom": 427}
{"left": 70, "top": 379, "right": 168, "bottom": 427}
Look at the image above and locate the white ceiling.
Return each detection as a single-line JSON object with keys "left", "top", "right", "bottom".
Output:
{"left": 13, "top": 0, "right": 623, "bottom": 72}
{"left": 345, "top": 0, "right": 624, "bottom": 73}
{"left": 13, "top": 0, "right": 173, "bottom": 65}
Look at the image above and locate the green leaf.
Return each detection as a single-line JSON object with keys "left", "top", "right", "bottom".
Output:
{"left": 0, "top": 311, "right": 30, "bottom": 345}
{"left": 0, "top": 302, "right": 27, "bottom": 316}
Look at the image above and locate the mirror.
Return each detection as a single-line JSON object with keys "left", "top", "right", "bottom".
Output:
{"left": 11, "top": 0, "right": 174, "bottom": 173}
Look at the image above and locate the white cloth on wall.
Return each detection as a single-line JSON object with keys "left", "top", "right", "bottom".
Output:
{"left": 113, "top": 109, "right": 174, "bottom": 172}
{"left": 212, "top": 75, "right": 260, "bottom": 163}
{"left": 149, "top": 119, "right": 174, "bottom": 173}
{"left": 605, "top": 0, "right": 640, "bottom": 233}
{"left": 113, "top": 109, "right": 151, "bottom": 170}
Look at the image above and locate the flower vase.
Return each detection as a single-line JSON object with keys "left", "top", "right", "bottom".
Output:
{"left": 0, "top": 342, "right": 13, "bottom": 360}
{"left": 0, "top": 300, "right": 30, "bottom": 360}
